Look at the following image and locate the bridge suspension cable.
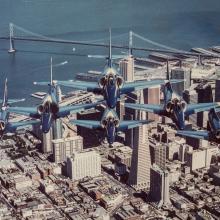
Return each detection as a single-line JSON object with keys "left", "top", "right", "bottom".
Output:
{"left": 132, "top": 31, "right": 183, "bottom": 52}
{"left": 3, "top": 23, "right": 220, "bottom": 58}
{"left": 12, "top": 23, "right": 128, "bottom": 44}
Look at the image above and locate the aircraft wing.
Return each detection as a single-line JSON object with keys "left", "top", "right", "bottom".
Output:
{"left": 118, "top": 120, "right": 153, "bottom": 131}
{"left": 176, "top": 130, "right": 209, "bottom": 140}
{"left": 7, "top": 120, "right": 41, "bottom": 132}
{"left": 70, "top": 120, "right": 101, "bottom": 129}
{"left": 185, "top": 103, "right": 219, "bottom": 116}
{"left": 57, "top": 102, "right": 100, "bottom": 118}
{"left": 54, "top": 80, "right": 101, "bottom": 93}
{"left": 7, "top": 107, "right": 39, "bottom": 118}
{"left": 0, "top": 98, "right": 25, "bottom": 104}
{"left": 121, "top": 79, "right": 183, "bottom": 94}
{"left": 124, "top": 103, "right": 164, "bottom": 114}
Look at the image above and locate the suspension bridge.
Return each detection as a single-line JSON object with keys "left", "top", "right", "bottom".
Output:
{"left": 0, "top": 23, "right": 219, "bottom": 59}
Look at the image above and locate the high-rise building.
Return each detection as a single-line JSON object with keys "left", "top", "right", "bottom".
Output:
{"left": 195, "top": 83, "right": 213, "bottom": 128}
{"left": 179, "top": 144, "right": 187, "bottom": 163}
{"left": 150, "top": 164, "right": 170, "bottom": 208}
{"left": 143, "top": 86, "right": 160, "bottom": 121}
{"left": 186, "top": 146, "right": 218, "bottom": 171}
{"left": 215, "top": 79, "right": 220, "bottom": 102}
{"left": 66, "top": 149, "right": 101, "bottom": 181}
{"left": 52, "top": 119, "right": 63, "bottom": 139}
{"left": 52, "top": 136, "right": 83, "bottom": 163}
{"left": 124, "top": 92, "right": 140, "bottom": 148}
{"left": 116, "top": 99, "right": 125, "bottom": 121}
{"left": 127, "top": 107, "right": 151, "bottom": 190}
{"left": 183, "top": 87, "right": 198, "bottom": 126}
{"left": 42, "top": 128, "right": 53, "bottom": 153}
{"left": 77, "top": 108, "right": 103, "bottom": 148}
{"left": 171, "top": 67, "right": 191, "bottom": 96}
{"left": 119, "top": 55, "right": 134, "bottom": 82}
{"left": 155, "top": 143, "right": 166, "bottom": 169}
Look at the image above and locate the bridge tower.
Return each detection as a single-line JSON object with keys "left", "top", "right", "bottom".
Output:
{"left": 8, "top": 23, "right": 16, "bottom": 53}
{"left": 129, "top": 30, "right": 133, "bottom": 55}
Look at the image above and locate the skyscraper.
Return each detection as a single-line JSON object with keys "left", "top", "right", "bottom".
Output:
{"left": 195, "top": 83, "right": 213, "bottom": 128}
{"left": 66, "top": 149, "right": 101, "bottom": 181}
{"left": 171, "top": 67, "right": 191, "bottom": 96}
{"left": 124, "top": 92, "right": 139, "bottom": 148}
{"left": 215, "top": 79, "right": 220, "bottom": 102}
{"left": 119, "top": 55, "right": 134, "bottom": 82}
{"left": 150, "top": 164, "right": 170, "bottom": 208}
{"left": 42, "top": 128, "right": 53, "bottom": 153}
{"left": 143, "top": 86, "right": 160, "bottom": 121}
{"left": 127, "top": 104, "right": 151, "bottom": 190}
{"left": 52, "top": 136, "right": 83, "bottom": 163}
{"left": 183, "top": 87, "right": 198, "bottom": 126}
{"left": 52, "top": 119, "right": 63, "bottom": 139}
{"left": 154, "top": 143, "right": 166, "bottom": 169}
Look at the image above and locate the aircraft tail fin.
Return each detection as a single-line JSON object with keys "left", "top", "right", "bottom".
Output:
{"left": 50, "top": 57, "right": 53, "bottom": 85}
{"left": 2, "top": 78, "right": 8, "bottom": 107}
{"left": 108, "top": 28, "right": 112, "bottom": 67}
{"left": 166, "top": 60, "right": 170, "bottom": 80}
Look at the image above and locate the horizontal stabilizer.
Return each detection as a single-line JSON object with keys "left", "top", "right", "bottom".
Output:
{"left": 176, "top": 130, "right": 209, "bottom": 140}
{"left": 70, "top": 119, "right": 101, "bottom": 129}
{"left": 8, "top": 120, "right": 41, "bottom": 132}
{"left": 119, "top": 120, "right": 153, "bottom": 131}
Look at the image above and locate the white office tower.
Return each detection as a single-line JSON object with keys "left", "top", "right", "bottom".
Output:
{"left": 42, "top": 128, "right": 53, "bottom": 153}
{"left": 127, "top": 101, "right": 151, "bottom": 190}
{"left": 52, "top": 136, "right": 83, "bottom": 163}
{"left": 119, "top": 55, "right": 134, "bottom": 82}
{"left": 56, "top": 85, "right": 62, "bottom": 102}
{"left": 171, "top": 67, "right": 191, "bottom": 96}
{"left": 67, "top": 149, "right": 101, "bottom": 181}
{"left": 52, "top": 119, "right": 63, "bottom": 139}
{"left": 150, "top": 164, "right": 170, "bottom": 208}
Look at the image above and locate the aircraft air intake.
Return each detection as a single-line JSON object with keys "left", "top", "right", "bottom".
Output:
{"left": 114, "top": 119, "right": 119, "bottom": 127}
{"left": 180, "top": 101, "right": 187, "bottom": 112}
{"left": 101, "top": 119, "right": 108, "bottom": 128}
{"left": 37, "top": 105, "right": 44, "bottom": 114}
{"left": 99, "top": 77, "right": 107, "bottom": 87}
{"left": 215, "top": 131, "right": 220, "bottom": 139}
{"left": 116, "top": 76, "right": 123, "bottom": 88}
{"left": 166, "top": 101, "right": 173, "bottom": 112}
{"left": 0, "top": 121, "right": 6, "bottom": 131}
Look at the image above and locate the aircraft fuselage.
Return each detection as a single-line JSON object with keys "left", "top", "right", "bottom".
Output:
{"left": 38, "top": 86, "right": 59, "bottom": 133}
{"left": 101, "top": 109, "right": 119, "bottom": 145}
{"left": 100, "top": 67, "right": 123, "bottom": 109}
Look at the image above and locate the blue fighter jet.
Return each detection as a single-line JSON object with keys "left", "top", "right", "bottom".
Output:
{"left": 176, "top": 108, "right": 220, "bottom": 142}
{"left": 47, "top": 31, "right": 182, "bottom": 109}
{"left": 70, "top": 108, "right": 153, "bottom": 145}
{"left": 125, "top": 74, "right": 219, "bottom": 130}
{"left": 8, "top": 58, "right": 100, "bottom": 133}
{"left": 0, "top": 78, "right": 40, "bottom": 136}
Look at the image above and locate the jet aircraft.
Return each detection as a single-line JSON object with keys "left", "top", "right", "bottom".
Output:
{"left": 0, "top": 78, "right": 40, "bottom": 136}
{"left": 176, "top": 108, "right": 220, "bottom": 142}
{"left": 8, "top": 58, "right": 100, "bottom": 133}
{"left": 124, "top": 63, "right": 219, "bottom": 130}
{"left": 47, "top": 30, "right": 182, "bottom": 109}
{"left": 70, "top": 108, "right": 153, "bottom": 145}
